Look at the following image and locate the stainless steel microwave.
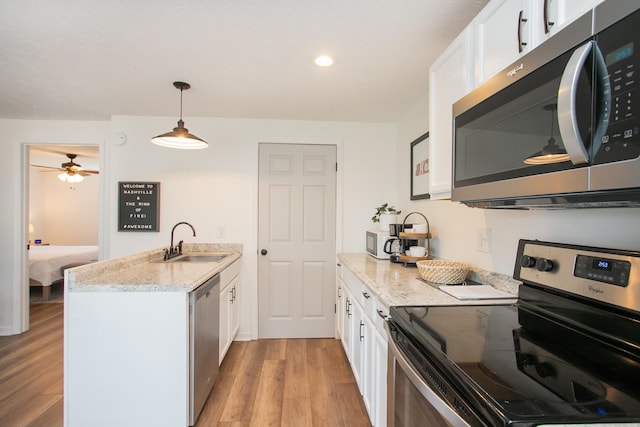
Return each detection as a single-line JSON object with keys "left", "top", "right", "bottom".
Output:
{"left": 452, "top": 0, "right": 640, "bottom": 209}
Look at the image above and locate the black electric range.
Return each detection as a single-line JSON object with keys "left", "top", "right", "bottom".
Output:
{"left": 387, "top": 240, "right": 640, "bottom": 426}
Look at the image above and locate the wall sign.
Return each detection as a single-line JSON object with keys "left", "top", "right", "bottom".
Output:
{"left": 118, "top": 182, "right": 160, "bottom": 231}
{"left": 410, "top": 132, "right": 430, "bottom": 200}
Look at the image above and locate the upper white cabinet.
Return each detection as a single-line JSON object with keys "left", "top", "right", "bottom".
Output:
{"left": 539, "top": 0, "right": 604, "bottom": 41}
{"left": 428, "top": 27, "right": 473, "bottom": 200}
{"left": 474, "top": 0, "right": 605, "bottom": 84}
{"left": 474, "top": 0, "right": 533, "bottom": 84}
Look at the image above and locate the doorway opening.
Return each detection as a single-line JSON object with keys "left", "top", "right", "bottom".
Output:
{"left": 23, "top": 145, "right": 101, "bottom": 323}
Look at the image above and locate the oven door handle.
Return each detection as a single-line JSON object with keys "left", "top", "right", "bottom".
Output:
{"left": 385, "top": 322, "right": 471, "bottom": 427}
{"left": 557, "top": 40, "right": 591, "bottom": 165}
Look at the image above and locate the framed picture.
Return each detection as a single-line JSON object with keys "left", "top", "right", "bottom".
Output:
{"left": 410, "top": 132, "right": 430, "bottom": 200}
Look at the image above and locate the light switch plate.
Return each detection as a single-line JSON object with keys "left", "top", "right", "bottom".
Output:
{"left": 476, "top": 228, "right": 491, "bottom": 253}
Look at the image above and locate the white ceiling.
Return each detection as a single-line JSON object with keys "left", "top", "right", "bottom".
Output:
{"left": 0, "top": 0, "right": 488, "bottom": 123}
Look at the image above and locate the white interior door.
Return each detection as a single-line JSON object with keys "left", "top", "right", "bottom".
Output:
{"left": 258, "top": 143, "right": 337, "bottom": 338}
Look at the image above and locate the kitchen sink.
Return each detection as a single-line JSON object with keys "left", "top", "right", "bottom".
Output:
{"left": 157, "top": 253, "right": 230, "bottom": 263}
{"left": 172, "top": 254, "right": 228, "bottom": 262}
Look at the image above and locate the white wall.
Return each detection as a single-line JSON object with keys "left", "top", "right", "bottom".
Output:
{"left": 29, "top": 164, "right": 99, "bottom": 245}
{"left": 1, "top": 116, "right": 397, "bottom": 336}
{"left": 107, "top": 116, "right": 397, "bottom": 339}
{"left": 395, "top": 98, "right": 640, "bottom": 277}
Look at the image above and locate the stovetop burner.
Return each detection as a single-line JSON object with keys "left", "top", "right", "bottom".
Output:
{"left": 388, "top": 240, "right": 640, "bottom": 426}
{"left": 390, "top": 301, "right": 640, "bottom": 425}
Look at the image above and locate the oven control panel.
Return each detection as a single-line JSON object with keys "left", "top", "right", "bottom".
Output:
{"left": 574, "top": 254, "right": 631, "bottom": 286}
{"left": 514, "top": 240, "right": 640, "bottom": 313}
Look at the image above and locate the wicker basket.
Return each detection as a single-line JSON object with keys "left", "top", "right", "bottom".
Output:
{"left": 416, "top": 260, "right": 470, "bottom": 284}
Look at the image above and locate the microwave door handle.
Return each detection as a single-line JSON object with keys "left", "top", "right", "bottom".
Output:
{"left": 591, "top": 44, "right": 611, "bottom": 157}
{"left": 557, "top": 41, "right": 591, "bottom": 165}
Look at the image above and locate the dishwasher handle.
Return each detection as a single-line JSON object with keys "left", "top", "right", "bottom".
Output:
{"left": 193, "top": 274, "right": 220, "bottom": 300}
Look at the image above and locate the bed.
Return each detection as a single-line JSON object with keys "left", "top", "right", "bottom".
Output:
{"left": 29, "top": 245, "right": 99, "bottom": 300}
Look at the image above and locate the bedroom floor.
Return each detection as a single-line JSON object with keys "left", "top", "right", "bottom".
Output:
{"left": 0, "top": 302, "right": 370, "bottom": 427}
{"left": 29, "top": 282, "right": 64, "bottom": 304}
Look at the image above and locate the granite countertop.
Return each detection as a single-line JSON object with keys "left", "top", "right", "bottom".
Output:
{"left": 66, "top": 243, "right": 242, "bottom": 292}
{"left": 338, "top": 253, "right": 519, "bottom": 308}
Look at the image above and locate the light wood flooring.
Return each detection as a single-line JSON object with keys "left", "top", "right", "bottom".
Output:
{"left": 0, "top": 303, "right": 371, "bottom": 427}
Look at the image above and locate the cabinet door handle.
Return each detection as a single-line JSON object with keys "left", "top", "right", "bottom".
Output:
{"left": 346, "top": 299, "right": 352, "bottom": 317}
{"left": 376, "top": 309, "right": 388, "bottom": 320}
{"left": 359, "top": 321, "right": 365, "bottom": 341}
{"left": 260, "top": 249, "right": 268, "bottom": 255}
{"left": 517, "top": 10, "right": 528, "bottom": 53}
{"left": 338, "top": 287, "right": 342, "bottom": 298}
{"left": 543, "top": 0, "right": 554, "bottom": 34}
{"left": 362, "top": 291, "right": 370, "bottom": 299}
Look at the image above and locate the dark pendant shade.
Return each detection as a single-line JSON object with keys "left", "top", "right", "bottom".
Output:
{"left": 151, "top": 82, "right": 208, "bottom": 150}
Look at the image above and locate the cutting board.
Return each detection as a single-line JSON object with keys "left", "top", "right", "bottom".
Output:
{"left": 438, "top": 285, "right": 516, "bottom": 300}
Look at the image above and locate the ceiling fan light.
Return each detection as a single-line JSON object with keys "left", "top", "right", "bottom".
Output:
{"left": 58, "top": 171, "right": 84, "bottom": 183}
{"left": 151, "top": 82, "right": 208, "bottom": 150}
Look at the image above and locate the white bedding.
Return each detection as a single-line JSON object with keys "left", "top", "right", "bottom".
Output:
{"left": 29, "top": 245, "right": 99, "bottom": 286}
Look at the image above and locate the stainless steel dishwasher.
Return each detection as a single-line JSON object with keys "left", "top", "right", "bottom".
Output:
{"left": 189, "top": 273, "right": 220, "bottom": 426}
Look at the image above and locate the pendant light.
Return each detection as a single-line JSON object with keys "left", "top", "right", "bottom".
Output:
{"left": 151, "top": 81, "right": 208, "bottom": 149}
{"left": 524, "top": 104, "right": 570, "bottom": 165}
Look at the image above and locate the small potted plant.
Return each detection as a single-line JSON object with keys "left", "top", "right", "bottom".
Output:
{"left": 372, "top": 203, "right": 401, "bottom": 231}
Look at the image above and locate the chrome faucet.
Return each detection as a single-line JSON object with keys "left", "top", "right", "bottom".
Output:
{"left": 164, "top": 221, "right": 196, "bottom": 260}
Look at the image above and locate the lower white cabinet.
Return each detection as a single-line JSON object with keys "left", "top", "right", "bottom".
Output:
{"left": 338, "top": 265, "right": 388, "bottom": 427}
{"left": 219, "top": 260, "right": 241, "bottom": 364}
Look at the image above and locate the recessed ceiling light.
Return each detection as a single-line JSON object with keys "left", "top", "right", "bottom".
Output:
{"left": 314, "top": 55, "right": 334, "bottom": 67}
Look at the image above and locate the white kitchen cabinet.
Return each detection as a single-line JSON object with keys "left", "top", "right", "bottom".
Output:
{"left": 219, "top": 259, "right": 241, "bottom": 364}
{"left": 537, "top": 0, "right": 604, "bottom": 42}
{"left": 474, "top": 0, "right": 604, "bottom": 84}
{"left": 474, "top": 0, "right": 533, "bottom": 84}
{"left": 350, "top": 295, "right": 364, "bottom": 392}
{"left": 341, "top": 284, "right": 354, "bottom": 360}
{"left": 373, "top": 322, "right": 388, "bottom": 427}
{"left": 336, "top": 262, "right": 345, "bottom": 340}
{"left": 340, "top": 265, "right": 389, "bottom": 426}
{"left": 361, "top": 309, "right": 375, "bottom": 416}
{"left": 428, "top": 27, "right": 474, "bottom": 200}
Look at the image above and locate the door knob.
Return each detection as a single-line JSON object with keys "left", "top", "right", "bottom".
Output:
{"left": 260, "top": 249, "right": 268, "bottom": 255}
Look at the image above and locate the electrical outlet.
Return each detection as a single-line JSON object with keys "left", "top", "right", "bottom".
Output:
{"left": 216, "top": 226, "right": 227, "bottom": 239}
{"left": 476, "top": 228, "right": 491, "bottom": 253}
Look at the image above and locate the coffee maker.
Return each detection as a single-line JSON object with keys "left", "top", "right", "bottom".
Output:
{"left": 384, "top": 223, "right": 415, "bottom": 263}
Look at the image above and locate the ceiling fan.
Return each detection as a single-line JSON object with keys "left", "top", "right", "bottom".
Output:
{"left": 31, "top": 153, "right": 99, "bottom": 182}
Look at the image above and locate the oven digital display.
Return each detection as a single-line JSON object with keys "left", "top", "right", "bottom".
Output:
{"left": 605, "top": 42, "right": 634, "bottom": 66}
{"left": 574, "top": 255, "right": 631, "bottom": 287}
{"left": 592, "top": 259, "right": 612, "bottom": 271}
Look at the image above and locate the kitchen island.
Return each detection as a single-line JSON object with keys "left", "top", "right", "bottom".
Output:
{"left": 63, "top": 243, "right": 242, "bottom": 427}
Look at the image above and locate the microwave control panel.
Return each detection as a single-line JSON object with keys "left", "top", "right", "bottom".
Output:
{"left": 595, "top": 8, "right": 640, "bottom": 164}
